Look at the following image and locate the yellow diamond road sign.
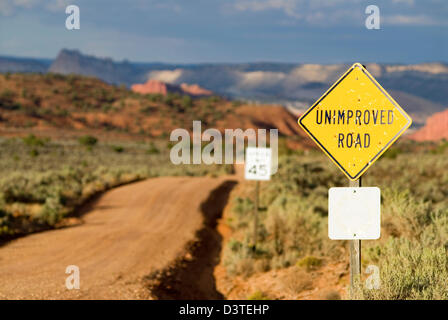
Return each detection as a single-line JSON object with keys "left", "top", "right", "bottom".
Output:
{"left": 298, "top": 63, "right": 412, "bottom": 181}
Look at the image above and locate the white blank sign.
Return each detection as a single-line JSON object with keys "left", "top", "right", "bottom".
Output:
{"left": 245, "top": 147, "right": 271, "bottom": 181}
{"left": 328, "top": 187, "right": 380, "bottom": 240}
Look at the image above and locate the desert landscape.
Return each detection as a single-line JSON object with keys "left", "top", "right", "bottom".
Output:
{"left": 0, "top": 0, "right": 447, "bottom": 305}
{"left": 0, "top": 56, "right": 447, "bottom": 300}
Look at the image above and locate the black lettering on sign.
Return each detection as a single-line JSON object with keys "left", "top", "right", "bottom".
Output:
{"left": 380, "top": 110, "right": 386, "bottom": 124}
{"left": 325, "top": 110, "right": 332, "bottom": 124}
{"left": 372, "top": 110, "right": 379, "bottom": 124}
{"left": 338, "top": 133, "right": 344, "bottom": 147}
{"left": 346, "top": 133, "right": 353, "bottom": 148}
{"left": 363, "top": 110, "right": 370, "bottom": 124}
{"left": 364, "top": 133, "right": 370, "bottom": 148}
{"left": 316, "top": 110, "right": 322, "bottom": 124}
{"left": 355, "top": 110, "right": 362, "bottom": 125}
{"left": 354, "top": 134, "right": 361, "bottom": 147}
{"left": 337, "top": 133, "right": 371, "bottom": 149}
{"left": 388, "top": 110, "right": 394, "bottom": 124}
{"left": 315, "top": 109, "right": 394, "bottom": 125}
{"left": 338, "top": 110, "right": 345, "bottom": 124}
{"left": 347, "top": 110, "right": 354, "bottom": 124}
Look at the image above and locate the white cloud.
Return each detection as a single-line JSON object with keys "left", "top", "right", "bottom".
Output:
{"left": 0, "top": 0, "right": 72, "bottom": 15}
{"left": 46, "top": 0, "right": 72, "bottom": 12}
{"left": 147, "top": 69, "right": 184, "bottom": 83}
{"left": 234, "top": 0, "right": 302, "bottom": 18}
{"left": 383, "top": 14, "right": 447, "bottom": 26}
{"left": 391, "top": 0, "right": 414, "bottom": 5}
{"left": 233, "top": 0, "right": 362, "bottom": 23}
{"left": 233, "top": 0, "right": 447, "bottom": 26}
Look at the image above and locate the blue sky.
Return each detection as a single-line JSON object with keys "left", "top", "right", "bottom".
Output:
{"left": 0, "top": 0, "right": 447, "bottom": 63}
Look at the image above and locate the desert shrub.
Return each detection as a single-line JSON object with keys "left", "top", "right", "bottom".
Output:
{"left": 363, "top": 238, "right": 448, "bottom": 300}
{"left": 0, "top": 89, "right": 20, "bottom": 110}
{"left": 40, "top": 195, "right": 64, "bottom": 225}
{"left": 232, "top": 100, "right": 243, "bottom": 108}
{"left": 146, "top": 93, "right": 163, "bottom": 102}
{"left": 247, "top": 290, "right": 270, "bottom": 300}
{"left": 382, "top": 146, "right": 401, "bottom": 159}
{"left": 22, "top": 134, "right": 47, "bottom": 147}
{"left": 296, "top": 256, "right": 323, "bottom": 271}
{"left": 29, "top": 149, "right": 39, "bottom": 157}
{"left": 139, "top": 105, "right": 156, "bottom": 115}
{"left": 208, "top": 95, "right": 220, "bottom": 103}
{"left": 164, "top": 93, "right": 176, "bottom": 106}
{"left": 381, "top": 188, "right": 434, "bottom": 239}
{"left": 147, "top": 142, "right": 160, "bottom": 154}
{"left": 281, "top": 269, "right": 313, "bottom": 294}
{"left": 111, "top": 145, "right": 124, "bottom": 153}
{"left": 181, "top": 95, "right": 193, "bottom": 109}
{"left": 78, "top": 135, "right": 98, "bottom": 147}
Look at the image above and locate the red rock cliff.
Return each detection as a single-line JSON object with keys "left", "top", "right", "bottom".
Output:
{"left": 410, "top": 109, "right": 448, "bottom": 141}
{"left": 131, "top": 79, "right": 169, "bottom": 95}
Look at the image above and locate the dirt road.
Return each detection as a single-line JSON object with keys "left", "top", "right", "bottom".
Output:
{"left": 0, "top": 176, "right": 236, "bottom": 299}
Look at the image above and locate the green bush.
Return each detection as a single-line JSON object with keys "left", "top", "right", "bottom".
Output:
{"left": 147, "top": 142, "right": 160, "bottom": 154}
{"left": 22, "top": 134, "right": 47, "bottom": 147}
{"left": 111, "top": 145, "right": 124, "bottom": 153}
{"left": 78, "top": 135, "right": 98, "bottom": 147}
{"left": 181, "top": 95, "right": 193, "bottom": 109}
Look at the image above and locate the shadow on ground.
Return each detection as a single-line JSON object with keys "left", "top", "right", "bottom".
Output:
{"left": 146, "top": 179, "right": 237, "bottom": 299}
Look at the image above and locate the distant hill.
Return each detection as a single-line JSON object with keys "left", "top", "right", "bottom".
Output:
{"left": 388, "top": 90, "right": 445, "bottom": 126}
{"left": 0, "top": 73, "right": 311, "bottom": 147}
{"left": 48, "top": 49, "right": 143, "bottom": 85}
{"left": 1, "top": 49, "right": 447, "bottom": 125}
{"left": 0, "top": 56, "right": 51, "bottom": 73}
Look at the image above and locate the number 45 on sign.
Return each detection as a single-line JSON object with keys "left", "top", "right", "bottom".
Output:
{"left": 245, "top": 147, "right": 272, "bottom": 181}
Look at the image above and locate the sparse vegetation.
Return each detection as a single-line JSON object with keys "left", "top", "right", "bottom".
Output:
{"left": 0, "top": 137, "right": 232, "bottom": 238}
{"left": 0, "top": 73, "right": 241, "bottom": 137}
{"left": 223, "top": 141, "right": 448, "bottom": 299}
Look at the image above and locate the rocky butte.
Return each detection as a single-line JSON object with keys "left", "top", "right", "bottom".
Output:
{"left": 131, "top": 79, "right": 213, "bottom": 97}
{"left": 410, "top": 109, "right": 448, "bottom": 141}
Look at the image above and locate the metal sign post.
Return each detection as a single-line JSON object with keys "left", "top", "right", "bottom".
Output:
{"left": 349, "top": 178, "right": 361, "bottom": 298}
{"left": 253, "top": 180, "right": 260, "bottom": 250}
{"left": 245, "top": 147, "right": 272, "bottom": 252}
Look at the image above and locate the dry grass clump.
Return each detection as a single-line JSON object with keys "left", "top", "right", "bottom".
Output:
{"left": 280, "top": 269, "right": 313, "bottom": 294}
{"left": 247, "top": 290, "right": 270, "bottom": 300}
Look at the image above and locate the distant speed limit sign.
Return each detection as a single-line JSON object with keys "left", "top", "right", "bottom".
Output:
{"left": 245, "top": 147, "right": 272, "bottom": 181}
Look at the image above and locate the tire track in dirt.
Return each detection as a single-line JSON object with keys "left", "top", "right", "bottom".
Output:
{"left": 0, "top": 176, "right": 236, "bottom": 299}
